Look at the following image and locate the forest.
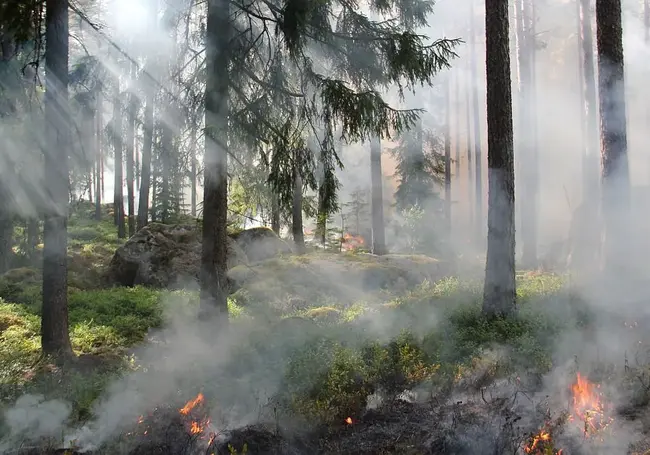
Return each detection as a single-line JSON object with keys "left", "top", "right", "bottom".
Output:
{"left": 0, "top": 0, "right": 649, "bottom": 453}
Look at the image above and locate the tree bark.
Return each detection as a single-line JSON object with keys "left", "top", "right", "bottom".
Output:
{"left": 160, "top": 112, "right": 172, "bottom": 223}
{"left": 94, "top": 86, "right": 102, "bottom": 221}
{"left": 579, "top": 0, "right": 599, "bottom": 204}
{"left": 469, "top": 0, "right": 483, "bottom": 241}
{"left": 643, "top": 0, "right": 650, "bottom": 44}
{"left": 137, "top": 77, "right": 154, "bottom": 230}
{"left": 292, "top": 155, "right": 305, "bottom": 253}
{"left": 42, "top": 0, "right": 73, "bottom": 359}
{"left": 199, "top": 0, "right": 230, "bottom": 324}
{"left": 444, "top": 74, "right": 452, "bottom": 232}
{"left": 596, "top": 0, "right": 630, "bottom": 273}
{"left": 126, "top": 63, "right": 136, "bottom": 237}
{"left": 112, "top": 77, "right": 126, "bottom": 239}
{"left": 454, "top": 72, "right": 461, "bottom": 184}
{"left": 271, "top": 192, "right": 280, "bottom": 235}
{"left": 514, "top": 0, "right": 538, "bottom": 267}
{"left": 0, "top": 197, "right": 12, "bottom": 274}
{"left": 190, "top": 123, "right": 197, "bottom": 217}
{"left": 465, "top": 78, "right": 474, "bottom": 228}
{"left": 482, "top": 0, "right": 516, "bottom": 317}
{"left": 27, "top": 217, "right": 39, "bottom": 263}
{"left": 370, "top": 136, "right": 386, "bottom": 255}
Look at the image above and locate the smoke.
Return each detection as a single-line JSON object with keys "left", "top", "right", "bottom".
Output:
{"left": 0, "top": 395, "right": 71, "bottom": 451}
{"left": 4, "top": 0, "right": 650, "bottom": 453}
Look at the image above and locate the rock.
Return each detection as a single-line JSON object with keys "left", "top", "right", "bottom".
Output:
{"left": 230, "top": 227, "right": 292, "bottom": 262}
{"left": 107, "top": 223, "right": 290, "bottom": 288}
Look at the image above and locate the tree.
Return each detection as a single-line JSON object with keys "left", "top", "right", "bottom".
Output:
{"left": 94, "top": 82, "right": 103, "bottom": 221}
{"left": 292, "top": 151, "right": 305, "bottom": 252}
{"left": 444, "top": 76, "right": 452, "bottom": 231}
{"left": 596, "top": 0, "right": 630, "bottom": 273}
{"left": 578, "top": 0, "right": 598, "bottom": 199}
{"left": 469, "top": 0, "right": 483, "bottom": 242}
{"left": 482, "top": 0, "right": 516, "bottom": 317}
{"left": 111, "top": 74, "right": 126, "bottom": 239}
{"left": 391, "top": 118, "right": 445, "bottom": 212}
{"left": 370, "top": 136, "right": 387, "bottom": 255}
{"left": 200, "top": 0, "right": 458, "bottom": 319}
{"left": 513, "top": 0, "right": 539, "bottom": 267}
{"left": 41, "top": 0, "right": 73, "bottom": 359}
{"left": 125, "top": 62, "right": 137, "bottom": 236}
{"left": 199, "top": 0, "right": 230, "bottom": 322}
{"left": 137, "top": 74, "right": 154, "bottom": 230}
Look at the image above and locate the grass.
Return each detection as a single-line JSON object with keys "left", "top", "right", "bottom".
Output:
{"left": 0, "top": 207, "right": 591, "bottom": 443}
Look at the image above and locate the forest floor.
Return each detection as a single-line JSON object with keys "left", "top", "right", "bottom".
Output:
{"left": 1, "top": 207, "right": 650, "bottom": 454}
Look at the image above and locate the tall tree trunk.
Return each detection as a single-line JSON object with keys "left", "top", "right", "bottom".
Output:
{"left": 112, "top": 77, "right": 126, "bottom": 238}
{"left": 370, "top": 137, "right": 386, "bottom": 255}
{"left": 454, "top": 71, "right": 461, "bottom": 184}
{"left": 525, "top": 0, "right": 540, "bottom": 266}
{"left": 126, "top": 63, "right": 136, "bottom": 237}
{"left": 465, "top": 80, "right": 474, "bottom": 227}
{"left": 199, "top": 0, "right": 230, "bottom": 323}
{"left": 596, "top": 0, "right": 630, "bottom": 273}
{"left": 100, "top": 143, "right": 104, "bottom": 201}
{"left": 27, "top": 217, "right": 39, "bottom": 263}
{"left": 88, "top": 167, "right": 93, "bottom": 203}
{"left": 317, "top": 193, "right": 327, "bottom": 245}
{"left": 292, "top": 155, "right": 305, "bottom": 253}
{"left": 160, "top": 116, "right": 172, "bottom": 223}
{"left": 94, "top": 87, "right": 102, "bottom": 221}
{"left": 469, "top": 0, "right": 483, "bottom": 241}
{"left": 271, "top": 192, "right": 280, "bottom": 235}
{"left": 482, "top": 0, "right": 516, "bottom": 316}
{"left": 42, "top": 0, "right": 73, "bottom": 359}
{"left": 514, "top": 0, "right": 538, "bottom": 267}
{"left": 190, "top": 123, "right": 197, "bottom": 217}
{"left": 135, "top": 126, "right": 140, "bottom": 191}
{"left": 137, "top": 78, "right": 154, "bottom": 230}
{"left": 643, "top": 0, "right": 650, "bottom": 44}
{"left": 0, "top": 196, "right": 12, "bottom": 274}
{"left": 579, "top": 0, "right": 599, "bottom": 205}
{"left": 444, "top": 74, "right": 452, "bottom": 232}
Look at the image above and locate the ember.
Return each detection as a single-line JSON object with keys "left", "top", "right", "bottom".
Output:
{"left": 345, "top": 417, "right": 353, "bottom": 425}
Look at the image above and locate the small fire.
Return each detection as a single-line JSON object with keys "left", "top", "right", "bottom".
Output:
{"left": 523, "top": 428, "right": 562, "bottom": 454}
{"left": 180, "top": 393, "right": 205, "bottom": 415}
{"left": 569, "top": 372, "right": 613, "bottom": 438}
{"left": 342, "top": 233, "right": 364, "bottom": 251}
{"left": 345, "top": 417, "right": 353, "bottom": 425}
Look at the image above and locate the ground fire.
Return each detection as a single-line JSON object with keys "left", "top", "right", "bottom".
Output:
{"left": 342, "top": 233, "right": 364, "bottom": 251}
{"left": 523, "top": 372, "right": 613, "bottom": 453}
{"left": 569, "top": 372, "right": 613, "bottom": 438}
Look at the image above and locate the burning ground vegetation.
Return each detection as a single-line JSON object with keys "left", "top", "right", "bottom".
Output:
{"left": 7, "top": 362, "right": 650, "bottom": 455}
{"left": 6, "top": 274, "right": 650, "bottom": 455}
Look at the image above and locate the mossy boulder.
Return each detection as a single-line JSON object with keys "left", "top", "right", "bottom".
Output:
{"left": 228, "top": 252, "right": 453, "bottom": 312}
{"left": 107, "top": 224, "right": 290, "bottom": 289}
{"left": 229, "top": 227, "right": 292, "bottom": 262}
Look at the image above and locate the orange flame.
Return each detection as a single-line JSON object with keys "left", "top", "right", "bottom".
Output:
{"left": 569, "top": 373, "right": 613, "bottom": 437}
{"left": 180, "top": 393, "right": 204, "bottom": 415}
{"left": 190, "top": 421, "right": 203, "bottom": 434}
{"left": 345, "top": 417, "right": 353, "bottom": 425}
{"left": 342, "top": 233, "right": 365, "bottom": 250}
{"left": 523, "top": 427, "right": 563, "bottom": 454}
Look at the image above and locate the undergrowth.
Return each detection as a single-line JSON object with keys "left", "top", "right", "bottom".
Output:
{"left": 0, "top": 208, "right": 589, "bottom": 436}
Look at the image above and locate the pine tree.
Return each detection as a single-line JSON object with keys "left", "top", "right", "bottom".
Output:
{"left": 482, "top": 0, "right": 516, "bottom": 317}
